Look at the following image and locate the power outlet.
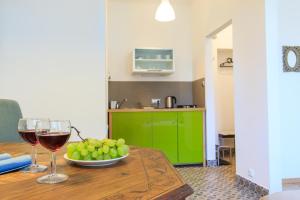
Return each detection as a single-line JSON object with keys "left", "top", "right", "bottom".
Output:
{"left": 248, "top": 168, "right": 255, "bottom": 179}
{"left": 151, "top": 99, "right": 161, "bottom": 105}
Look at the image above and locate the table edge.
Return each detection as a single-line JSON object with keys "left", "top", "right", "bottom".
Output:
{"left": 155, "top": 184, "right": 194, "bottom": 200}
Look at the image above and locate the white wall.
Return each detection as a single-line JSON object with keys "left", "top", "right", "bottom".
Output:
{"left": 192, "top": 0, "right": 235, "bottom": 163}
{"left": 278, "top": 0, "right": 300, "bottom": 179}
{"left": 205, "top": 25, "right": 234, "bottom": 164}
{"left": 232, "top": 0, "right": 270, "bottom": 189}
{"left": 215, "top": 26, "right": 233, "bottom": 50}
{"left": 192, "top": 0, "right": 281, "bottom": 190}
{"left": 191, "top": 0, "right": 234, "bottom": 80}
{"left": 265, "top": 0, "right": 282, "bottom": 192}
{"left": 107, "top": 0, "right": 193, "bottom": 82}
{"left": 204, "top": 39, "right": 217, "bottom": 161}
{"left": 214, "top": 26, "right": 234, "bottom": 133}
{"left": 0, "top": 0, "right": 107, "bottom": 141}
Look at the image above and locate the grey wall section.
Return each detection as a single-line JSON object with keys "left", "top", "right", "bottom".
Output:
{"left": 192, "top": 78, "right": 205, "bottom": 107}
{"left": 109, "top": 80, "right": 206, "bottom": 108}
{"left": 109, "top": 81, "right": 194, "bottom": 108}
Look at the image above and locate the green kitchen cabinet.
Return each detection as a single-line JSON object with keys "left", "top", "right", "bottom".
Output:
{"left": 152, "top": 112, "right": 178, "bottom": 164}
{"left": 110, "top": 110, "right": 204, "bottom": 165}
{"left": 112, "top": 112, "right": 152, "bottom": 148}
{"left": 178, "top": 111, "right": 204, "bottom": 163}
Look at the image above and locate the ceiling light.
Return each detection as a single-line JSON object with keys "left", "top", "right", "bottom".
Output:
{"left": 155, "top": 0, "right": 176, "bottom": 22}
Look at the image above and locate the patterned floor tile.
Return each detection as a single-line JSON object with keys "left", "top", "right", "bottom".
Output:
{"left": 176, "top": 165, "right": 263, "bottom": 200}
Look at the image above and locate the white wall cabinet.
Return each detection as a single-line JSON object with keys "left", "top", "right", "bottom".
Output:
{"left": 132, "top": 48, "right": 175, "bottom": 74}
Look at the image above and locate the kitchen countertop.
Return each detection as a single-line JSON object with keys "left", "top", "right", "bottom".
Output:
{"left": 108, "top": 108, "right": 205, "bottom": 112}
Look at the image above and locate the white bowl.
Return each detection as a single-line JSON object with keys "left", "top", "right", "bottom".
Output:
{"left": 63, "top": 154, "right": 129, "bottom": 167}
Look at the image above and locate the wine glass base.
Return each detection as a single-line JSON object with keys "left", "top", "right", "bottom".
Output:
{"left": 37, "top": 174, "right": 68, "bottom": 184}
{"left": 21, "top": 164, "right": 48, "bottom": 173}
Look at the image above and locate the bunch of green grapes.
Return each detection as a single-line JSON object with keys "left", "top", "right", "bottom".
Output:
{"left": 66, "top": 138, "right": 129, "bottom": 161}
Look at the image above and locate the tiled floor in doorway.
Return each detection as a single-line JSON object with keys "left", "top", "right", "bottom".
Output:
{"left": 176, "top": 165, "right": 265, "bottom": 200}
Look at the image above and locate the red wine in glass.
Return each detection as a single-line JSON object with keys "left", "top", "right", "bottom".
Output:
{"left": 36, "top": 120, "right": 72, "bottom": 184}
{"left": 18, "top": 130, "right": 38, "bottom": 146}
{"left": 38, "top": 132, "right": 70, "bottom": 152}
{"left": 18, "top": 118, "right": 48, "bottom": 173}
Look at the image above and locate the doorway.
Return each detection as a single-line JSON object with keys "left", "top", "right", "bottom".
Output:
{"left": 205, "top": 23, "right": 235, "bottom": 167}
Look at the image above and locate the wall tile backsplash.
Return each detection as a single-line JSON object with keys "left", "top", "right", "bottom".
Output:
{"left": 109, "top": 80, "right": 205, "bottom": 108}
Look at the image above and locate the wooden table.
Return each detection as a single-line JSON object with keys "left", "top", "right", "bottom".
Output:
{"left": 0, "top": 143, "right": 193, "bottom": 200}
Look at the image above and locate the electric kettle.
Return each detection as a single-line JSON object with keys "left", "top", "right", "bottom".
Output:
{"left": 165, "top": 96, "right": 177, "bottom": 108}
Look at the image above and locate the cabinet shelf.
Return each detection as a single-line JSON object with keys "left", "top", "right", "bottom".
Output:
{"left": 133, "top": 48, "right": 175, "bottom": 74}
{"left": 133, "top": 69, "right": 174, "bottom": 74}
{"left": 135, "top": 59, "right": 173, "bottom": 62}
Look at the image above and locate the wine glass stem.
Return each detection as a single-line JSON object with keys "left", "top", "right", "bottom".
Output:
{"left": 50, "top": 152, "right": 56, "bottom": 176}
{"left": 31, "top": 146, "right": 37, "bottom": 167}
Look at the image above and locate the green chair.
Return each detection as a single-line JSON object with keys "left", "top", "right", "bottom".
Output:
{"left": 0, "top": 99, "right": 23, "bottom": 142}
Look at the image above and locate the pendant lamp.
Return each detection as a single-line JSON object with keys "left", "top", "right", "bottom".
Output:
{"left": 155, "top": 0, "right": 176, "bottom": 22}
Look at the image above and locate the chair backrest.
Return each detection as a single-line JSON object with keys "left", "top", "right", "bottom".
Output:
{"left": 0, "top": 99, "right": 23, "bottom": 142}
{"left": 219, "top": 135, "right": 235, "bottom": 148}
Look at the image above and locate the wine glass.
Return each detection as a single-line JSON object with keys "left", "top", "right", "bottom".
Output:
{"left": 18, "top": 118, "right": 48, "bottom": 173}
{"left": 36, "top": 120, "right": 71, "bottom": 184}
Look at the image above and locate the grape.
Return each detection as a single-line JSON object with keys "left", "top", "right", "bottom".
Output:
{"left": 88, "top": 138, "right": 97, "bottom": 146}
{"left": 117, "top": 138, "right": 125, "bottom": 147}
{"left": 103, "top": 153, "right": 111, "bottom": 160}
{"left": 97, "top": 154, "right": 104, "bottom": 160}
{"left": 103, "top": 145, "right": 109, "bottom": 154}
{"left": 67, "top": 143, "right": 76, "bottom": 152}
{"left": 97, "top": 148, "right": 103, "bottom": 155}
{"left": 109, "top": 148, "right": 118, "bottom": 158}
{"left": 83, "top": 153, "right": 92, "bottom": 160}
{"left": 67, "top": 138, "right": 129, "bottom": 161}
{"left": 102, "top": 139, "right": 109, "bottom": 145}
{"left": 76, "top": 143, "right": 85, "bottom": 151}
{"left": 80, "top": 149, "right": 88, "bottom": 157}
{"left": 117, "top": 146, "right": 125, "bottom": 156}
{"left": 122, "top": 145, "right": 129, "bottom": 155}
{"left": 117, "top": 145, "right": 129, "bottom": 156}
{"left": 92, "top": 151, "right": 98, "bottom": 159}
{"left": 107, "top": 139, "right": 116, "bottom": 147}
{"left": 67, "top": 144, "right": 76, "bottom": 157}
{"left": 87, "top": 145, "right": 95, "bottom": 152}
{"left": 71, "top": 151, "right": 81, "bottom": 160}
{"left": 83, "top": 140, "right": 89, "bottom": 147}
{"left": 95, "top": 140, "right": 103, "bottom": 148}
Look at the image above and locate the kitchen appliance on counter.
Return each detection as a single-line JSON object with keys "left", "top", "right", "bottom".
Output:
{"left": 165, "top": 96, "right": 176, "bottom": 108}
{"left": 177, "top": 105, "right": 198, "bottom": 108}
{"left": 110, "top": 98, "right": 127, "bottom": 109}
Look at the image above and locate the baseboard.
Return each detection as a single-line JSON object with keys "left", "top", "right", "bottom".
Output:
{"left": 236, "top": 175, "right": 269, "bottom": 197}
{"left": 206, "top": 160, "right": 218, "bottom": 167}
